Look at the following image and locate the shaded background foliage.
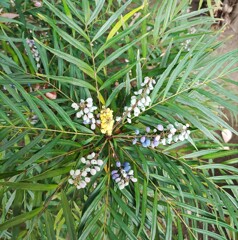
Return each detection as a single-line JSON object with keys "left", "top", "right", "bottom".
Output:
{"left": 0, "top": 0, "right": 238, "bottom": 239}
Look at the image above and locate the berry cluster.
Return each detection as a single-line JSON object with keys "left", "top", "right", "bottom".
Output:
{"left": 118, "top": 77, "right": 156, "bottom": 124}
{"left": 133, "top": 122, "right": 191, "bottom": 147}
{"left": 68, "top": 152, "right": 104, "bottom": 189}
{"left": 71, "top": 98, "right": 100, "bottom": 130}
{"left": 26, "top": 39, "right": 41, "bottom": 70}
{"left": 111, "top": 161, "right": 137, "bottom": 190}
{"left": 181, "top": 27, "right": 197, "bottom": 51}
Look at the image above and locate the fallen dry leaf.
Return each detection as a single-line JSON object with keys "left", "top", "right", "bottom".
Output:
{"left": 0, "top": 13, "right": 19, "bottom": 19}
{"left": 45, "top": 92, "right": 57, "bottom": 100}
{"left": 221, "top": 129, "right": 233, "bottom": 143}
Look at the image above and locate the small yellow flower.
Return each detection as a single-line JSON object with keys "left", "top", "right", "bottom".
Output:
{"left": 100, "top": 107, "right": 114, "bottom": 136}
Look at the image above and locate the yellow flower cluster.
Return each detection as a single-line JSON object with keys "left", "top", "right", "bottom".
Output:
{"left": 100, "top": 107, "right": 114, "bottom": 136}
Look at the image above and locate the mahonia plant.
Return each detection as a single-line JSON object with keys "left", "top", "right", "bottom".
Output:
{"left": 2, "top": 1, "right": 238, "bottom": 239}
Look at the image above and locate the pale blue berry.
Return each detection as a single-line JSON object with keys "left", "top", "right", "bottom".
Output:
{"left": 132, "top": 138, "right": 138, "bottom": 145}
{"left": 157, "top": 124, "right": 164, "bottom": 131}
{"left": 124, "top": 165, "right": 131, "bottom": 172}
{"left": 112, "top": 173, "right": 120, "bottom": 180}
{"left": 135, "top": 129, "right": 140, "bottom": 135}
{"left": 153, "top": 140, "right": 159, "bottom": 147}
{"left": 116, "top": 161, "right": 121, "bottom": 168}
{"left": 123, "top": 162, "right": 130, "bottom": 167}
{"left": 140, "top": 136, "right": 146, "bottom": 143}
{"left": 145, "top": 139, "right": 151, "bottom": 147}
{"left": 155, "top": 135, "right": 160, "bottom": 141}
{"left": 146, "top": 127, "right": 150, "bottom": 133}
{"left": 167, "top": 124, "right": 174, "bottom": 130}
{"left": 111, "top": 170, "right": 118, "bottom": 175}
